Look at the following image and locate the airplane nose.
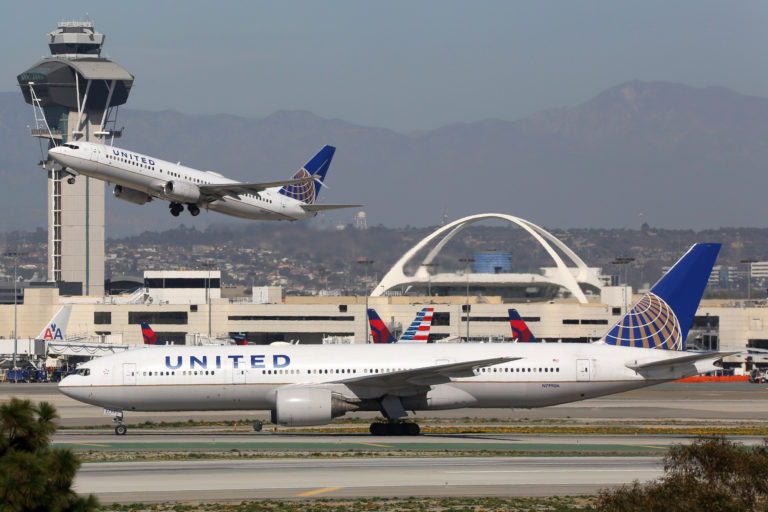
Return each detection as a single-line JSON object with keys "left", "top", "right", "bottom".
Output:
{"left": 58, "top": 375, "right": 80, "bottom": 399}
{"left": 48, "top": 146, "right": 65, "bottom": 161}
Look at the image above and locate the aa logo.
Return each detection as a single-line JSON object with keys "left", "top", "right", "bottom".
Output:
{"left": 44, "top": 323, "right": 64, "bottom": 340}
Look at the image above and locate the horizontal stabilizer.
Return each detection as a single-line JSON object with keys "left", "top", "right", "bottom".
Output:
{"left": 301, "top": 204, "right": 363, "bottom": 212}
{"left": 200, "top": 176, "right": 316, "bottom": 200}
{"left": 626, "top": 351, "right": 739, "bottom": 371}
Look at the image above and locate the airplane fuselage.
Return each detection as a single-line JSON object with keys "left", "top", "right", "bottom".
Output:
{"left": 49, "top": 142, "right": 316, "bottom": 221}
{"left": 59, "top": 342, "right": 717, "bottom": 414}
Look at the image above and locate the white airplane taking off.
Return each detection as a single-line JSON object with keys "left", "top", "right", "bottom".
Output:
{"left": 47, "top": 142, "right": 359, "bottom": 220}
{"left": 60, "top": 244, "right": 733, "bottom": 436}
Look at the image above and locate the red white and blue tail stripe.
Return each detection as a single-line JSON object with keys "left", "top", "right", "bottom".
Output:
{"left": 399, "top": 307, "right": 434, "bottom": 342}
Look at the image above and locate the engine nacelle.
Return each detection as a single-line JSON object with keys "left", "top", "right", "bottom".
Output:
{"left": 272, "top": 387, "right": 358, "bottom": 427}
{"left": 162, "top": 180, "right": 200, "bottom": 203}
{"left": 113, "top": 185, "right": 152, "bottom": 205}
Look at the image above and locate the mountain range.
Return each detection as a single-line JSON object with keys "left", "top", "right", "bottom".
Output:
{"left": 0, "top": 80, "right": 766, "bottom": 236}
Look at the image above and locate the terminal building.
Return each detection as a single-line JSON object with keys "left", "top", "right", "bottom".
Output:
{"left": 0, "top": 214, "right": 766, "bottom": 374}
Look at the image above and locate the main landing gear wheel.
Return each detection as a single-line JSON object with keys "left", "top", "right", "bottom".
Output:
{"left": 169, "top": 202, "right": 183, "bottom": 217}
{"left": 188, "top": 204, "right": 200, "bottom": 216}
{"left": 369, "top": 422, "right": 420, "bottom": 436}
{"left": 113, "top": 410, "right": 127, "bottom": 435}
{"left": 67, "top": 177, "right": 76, "bottom": 185}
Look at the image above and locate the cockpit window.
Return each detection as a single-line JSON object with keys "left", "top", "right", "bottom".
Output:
{"left": 76, "top": 368, "right": 90, "bottom": 377}
{"left": 62, "top": 144, "right": 79, "bottom": 150}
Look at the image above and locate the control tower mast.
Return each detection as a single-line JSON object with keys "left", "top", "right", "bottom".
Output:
{"left": 17, "top": 21, "right": 134, "bottom": 296}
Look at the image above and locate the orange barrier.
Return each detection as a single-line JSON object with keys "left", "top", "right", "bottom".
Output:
{"left": 674, "top": 375, "right": 749, "bottom": 383}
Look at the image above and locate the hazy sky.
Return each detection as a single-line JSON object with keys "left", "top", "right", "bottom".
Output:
{"left": 4, "top": 1, "right": 767, "bottom": 132}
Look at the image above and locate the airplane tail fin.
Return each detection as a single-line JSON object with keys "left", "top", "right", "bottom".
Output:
{"left": 141, "top": 322, "right": 159, "bottom": 345}
{"left": 231, "top": 333, "right": 248, "bottom": 345}
{"left": 37, "top": 306, "right": 72, "bottom": 341}
{"left": 604, "top": 243, "right": 720, "bottom": 350}
{"left": 279, "top": 145, "right": 336, "bottom": 205}
{"left": 367, "top": 309, "right": 397, "bottom": 344}
{"left": 399, "top": 307, "right": 434, "bottom": 342}
{"left": 508, "top": 309, "right": 538, "bottom": 342}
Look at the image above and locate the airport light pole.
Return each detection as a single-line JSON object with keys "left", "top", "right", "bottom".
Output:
{"left": 459, "top": 257, "right": 475, "bottom": 342}
{"left": 5, "top": 250, "right": 27, "bottom": 369}
{"left": 201, "top": 262, "right": 216, "bottom": 338}
{"left": 357, "top": 258, "right": 374, "bottom": 343}
{"left": 422, "top": 262, "right": 439, "bottom": 297}
{"left": 741, "top": 258, "right": 757, "bottom": 300}
{"left": 611, "top": 257, "right": 635, "bottom": 314}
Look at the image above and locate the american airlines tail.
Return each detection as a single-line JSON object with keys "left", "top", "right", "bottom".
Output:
{"left": 367, "top": 307, "right": 434, "bottom": 343}
{"left": 140, "top": 322, "right": 160, "bottom": 345}
{"left": 36, "top": 306, "right": 72, "bottom": 341}
{"left": 278, "top": 146, "right": 335, "bottom": 205}
{"left": 603, "top": 243, "right": 720, "bottom": 350}
{"left": 399, "top": 307, "right": 434, "bottom": 342}
{"left": 508, "top": 309, "right": 538, "bottom": 342}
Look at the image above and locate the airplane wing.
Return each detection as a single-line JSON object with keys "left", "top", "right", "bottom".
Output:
{"left": 333, "top": 356, "right": 518, "bottom": 389}
{"left": 301, "top": 204, "right": 364, "bottom": 212}
{"left": 625, "top": 351, "right": 740, "bottom": 371}
{"left": 199, "top": 176, "right": 316, "bottom": 201}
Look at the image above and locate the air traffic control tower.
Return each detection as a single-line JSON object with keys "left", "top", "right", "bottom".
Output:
{"left": 17, "top": 21, "right": 134, "bottom": 296}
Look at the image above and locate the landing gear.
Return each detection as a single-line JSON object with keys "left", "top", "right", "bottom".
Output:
{"left": 169, "top": 202, "right": 183, "bottom": 217}
{"left": 369, "top": 421, "right": 420, "bottom": 436}
{"left": 253, "top": 420, "right": 263, "bottom": 432}
{"left": 113, "top": 410, "right": 127, "bottom": 435}
{"left": 188, "top": 204, "right": 200, "bottom": 216}
{"left": 67, "top": 177, "right": 76, "bottom": 184}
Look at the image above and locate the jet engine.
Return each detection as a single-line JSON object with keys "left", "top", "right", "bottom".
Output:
{"left": 162, "top": 180, "right": 200, "bottom": 203}
{"left": 113, "top": 185, "right": 152, "bottom": 205}
{"left": 271, "top": 387, "right": 358, "bottom": 426}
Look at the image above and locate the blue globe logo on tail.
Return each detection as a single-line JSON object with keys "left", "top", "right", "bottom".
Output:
{"left": 281, "top": 168, "right": 317, "bottom": 204}
{"left": 604, "top": 293, "right": 682, "bottom": 350}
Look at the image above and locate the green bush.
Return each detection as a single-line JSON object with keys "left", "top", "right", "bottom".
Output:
{"left": 0, "top": 397, "right": 99, "bottom": 512}
{"left": 596, "top": 437, "right": 768, "bottom": 512}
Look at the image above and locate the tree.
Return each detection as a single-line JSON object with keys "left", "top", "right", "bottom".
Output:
{"left": 0, "top": 397, "right": 99, "bottom": 512}
{"left": 596, "top": 437, "right": 768, "bottom": 512}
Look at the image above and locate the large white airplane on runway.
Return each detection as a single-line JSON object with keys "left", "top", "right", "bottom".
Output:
{"left": 59, "top": 244, "right": 732, "bottom": 436}
{"left": 47, "top": 142, "right": 359, "bottom": 219}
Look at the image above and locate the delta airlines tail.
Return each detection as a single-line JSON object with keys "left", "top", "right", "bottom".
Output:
{"left": 508, "top": 309, "right": 538, "bottom": 343}
{"left": 231, "top": 333, "right": 248, "bottom": 346}
{"left": 61, "top": 244, "right": 733, "bottom": 437}
{"left": 140, "top": 322, "right": 160, "bottom": 345}
{"left": 367, "top": 307, "right": 434, "bottom": 343}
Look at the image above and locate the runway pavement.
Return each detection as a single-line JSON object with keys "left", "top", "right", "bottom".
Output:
{"left": 3, "top": 381, "right": 766, "bottom": 503}
{"left": 74, "top": 456, "right": 664, "bottom": 502}
{"left": 4, "top": 381, "right": 768, "bottom": 427}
